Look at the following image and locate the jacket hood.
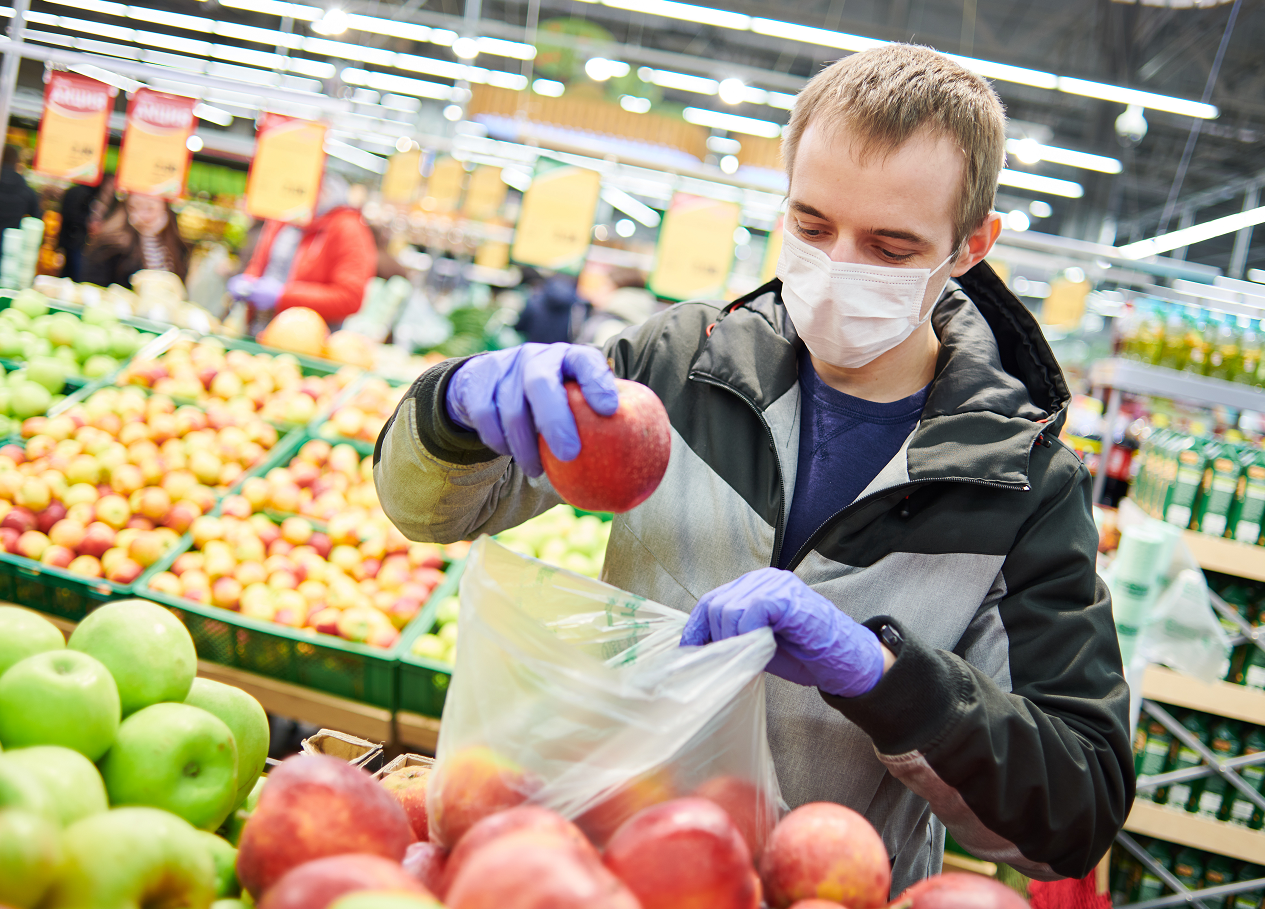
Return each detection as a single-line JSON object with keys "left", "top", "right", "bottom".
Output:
{"left": 691, "top": 261, "right": 1071, "bottom": 487}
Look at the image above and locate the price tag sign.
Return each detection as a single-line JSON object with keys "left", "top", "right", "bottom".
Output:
{"left": 116, "top": 89, "right": 196, "bottom": 199}
{"left": 381, "top": 148, "right": 422, "bottom": 205}
{"left": 462, "top": 165, "right": 506, "bottom": 221}
{"left": 246, "top": 114, "right": 327, "bottom": 223}
{"left": 34, "top": 73, "right": 112, "bottom": 185}
{"left": 424, "top": 156, "right": 465, "bottom": 213}
{"left": 650, "top": 194, "right": 742, "bottom": 301}
{"left": 760, "top": 218, "right": 783, "bottom": 285}
{"left": 511, "top": 161, "right": 601, "bottom": 274}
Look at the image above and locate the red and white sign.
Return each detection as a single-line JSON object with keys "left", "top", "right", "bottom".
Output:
{"left": 34, "top": 72, "right": 113, "bottom": 185}
{"left": 116, "top": 89, "right": 197, "bottom": 199}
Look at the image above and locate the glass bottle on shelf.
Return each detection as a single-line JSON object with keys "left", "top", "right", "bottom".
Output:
{"left": 1241, "top": 319, "right": 1262, "bottom": 387}
{"left": 1207, "top": 315, "right": 1244, "bottom": 382}
{"left": 1158, "top": 307, "right": 1193, "bottom": 371}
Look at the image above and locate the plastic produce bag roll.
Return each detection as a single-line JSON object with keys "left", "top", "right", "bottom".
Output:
{"left": 427, "top": 536, "right": 783, "bottom": 854}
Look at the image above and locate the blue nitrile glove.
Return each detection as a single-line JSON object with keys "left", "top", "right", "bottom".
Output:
{"left": 248, "top": 276, "right": 284, "bottom": 310}
{"left": 227, "top": 274, "right": 256, "bottom": 300}
{"left": 445, "top": 342, "right": 620, "bottom": 478}
{"left": 680, "top": 567, "right": 885, "bottom": 697}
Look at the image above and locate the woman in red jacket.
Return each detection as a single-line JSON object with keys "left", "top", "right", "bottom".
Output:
{"left": 229, "top": 172, "right": 376, "bottom": 326}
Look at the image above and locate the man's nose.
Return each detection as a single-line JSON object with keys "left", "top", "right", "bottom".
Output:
{"left": 824, "top": 238, "right": 863, "bottom": 264}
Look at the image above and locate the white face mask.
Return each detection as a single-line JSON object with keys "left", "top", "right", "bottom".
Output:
{"left": 776, "top": 229, "right": 957, "bottom": 369}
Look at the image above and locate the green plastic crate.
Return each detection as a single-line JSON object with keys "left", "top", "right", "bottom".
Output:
{"left": 395, "top": 559, "right": 463, "bottom": 719}
{"left": 0, "top": 553, "right": 131, "bottom": 622}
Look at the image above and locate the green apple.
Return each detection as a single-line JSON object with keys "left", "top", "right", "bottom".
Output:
{"left": 0, "top": 605, "right": 64, "bottom": 676}
{"left": 0, "top": 650, "right": 120, "bottom": 760}
{"left": 68, "top": 599, "right": 197, "bottom": 716}
{"left": 0, "top": 758, "right": 57, "bottom": 818}
{"left": 3, "top": 745, "right": 108, "bottom": 825}
{"left": 41, "top": 806, "right": 216, "bottom": 909}
{"left": 0, "top": 808, "right": 62, "bottom": 909}
{"left": 10, "top": 380, "right": 52, "bottom": 420}
{"left": 72, "top": 324, "right": 110, "bottom": 361}
{"left": 11, "top": 289, "right": 48, "bottom": 319}
{"left": 184, "top": 678, "right": 269, "bottom": 809}
{"left": 100, "top": 702, "right": 238, "bottom": 831}
{"left": 195, "top": 831, "right": 240, "bottom": 898}
{"left": 27, "top": 356, "right": 68, "bottom": 394}
{"left": 221, "top": 775, "right": 265, "bottom": 846}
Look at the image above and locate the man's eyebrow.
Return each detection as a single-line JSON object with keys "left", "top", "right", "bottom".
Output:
{"left": 788, "top": 200, "right": 830, "bottom": 220}
{"left": 868, "top": 227, "right": 932, "bottom": 246}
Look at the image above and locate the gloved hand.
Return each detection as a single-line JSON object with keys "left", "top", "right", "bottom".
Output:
{"left": 446, "top": 342, "right": 619, "bottom": 478}
{"left": 226, "top": 274, "right": 256, "bottom": 300}
{"left": 247, "top": 276, "right": 284, "bottom": 310}
{"left": 680, "top": 568, "right": 886, "bottom": 697}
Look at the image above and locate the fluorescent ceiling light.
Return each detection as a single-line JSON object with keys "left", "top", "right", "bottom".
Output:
{"left": 601, "top": 186, "right": 662, "bottom": 227}
{"left": 340, "top": 67, "right": 453, "bottom": 101}
{"left": 946, "top": 54, "right": 1058, "bottom": 90}
{"left": 1118, "top": 205, "right": 1265, "bottom": 259}
{"left": 718, "top": 77, "right": 745, "bottom": 105}
{"left": 1003, "top": 138, "right": 1122, "bottom": 174}
{"left": 586, "top": 57, "right": 630, "bottom": 81}
{"left": 344, "top": 13, "right": 434, "bottom": 44}
{"left": 750, "top": 17, "right": 882, "bottom": 52}
{"left": 501, "top": 167, "right": 533, "bottom": 192}
{"left": 638, "top": 67, "right": 717, "bottom": 95}
{"left": 1249, "top": 269, "right": 1265, "bottom": 285}
{"left": 127, "top": 7, "right": 212, "bottom": 32}
{"left": 682, "top": 107, "right": 781, "bottom": 138}
{"left": 997, "top": 169, "right": 1083, "bottom": 198}
{"left": 68, "top": 63, "right": 139, "bottom": 92}
{"left": 134, "top": 30, "right": 211, "bottom": 56}
{"left": 214, "top": 21, "right": 303, "bottom": 48}
{"left": 767, "top": 91, "right": 796, "bottom": 110}
{"left": 602, "top": 0, "right": 751, "bottom": 30}
{"left": 476, "top": 36, "right": 535, "bottom": 60}
{"left": 218, "top": 0, "right": 321, "bottom": 21}
{"left": 452, "top": 37, "right": 479, "bottom": 60}
{"left": 60, "top": 16, "right": 134, "bottom": 42}
{"left": 532, "top": 78, "right": 565, "bottom": 97}
{"left": 192, "top": 102, "right": 234, "bottom": 125}
{"left": 325, "top": 137, "right": 388, "bottom": 172}
{"left": 311, "top": 8, "right": 349, "bottom": 36}
{"left": 1057, "top": 77, "right": 1217, "bottom": 120}
{"left": 304, "top": 36, "right": 395, "bottom": 65}
{"left": 212, "top": 44, "right": 287, "bottom": 69}
{"left": 619, "top": 94, "right": 651, "bottom": 113}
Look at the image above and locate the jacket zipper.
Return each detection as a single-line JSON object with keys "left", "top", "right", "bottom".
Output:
{"left": 688, "top": 372, "right": 790, "bottom": 568}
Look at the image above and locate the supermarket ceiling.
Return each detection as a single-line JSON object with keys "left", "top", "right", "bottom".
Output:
{"left": 22, "top": 0, "right": 1265, "bottom": 268}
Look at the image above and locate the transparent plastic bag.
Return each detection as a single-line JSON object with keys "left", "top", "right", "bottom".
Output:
{"left": 1142, "top": 567, "right": 1232, "bottom": 684}
{"left": 427, "top": 536, "right": 783, "bottom": 854}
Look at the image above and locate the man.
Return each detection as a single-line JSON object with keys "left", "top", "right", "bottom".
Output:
{"left": 0, "top": 145, "right": 40, "bottom": 265}
{"left": 374, "top": 44, "right": 1133, "bottom": 888}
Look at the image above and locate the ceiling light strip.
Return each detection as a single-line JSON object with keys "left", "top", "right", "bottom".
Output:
{"left": 1119, "top": 205, "right": 1265, "bottom": 259}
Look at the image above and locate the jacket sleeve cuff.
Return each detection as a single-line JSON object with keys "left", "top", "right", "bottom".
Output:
{"left": 410, "top": 356, "right": 502, "bottom": 466}
{"left": 819, "top": 616, "right": 971, "bottom": 757}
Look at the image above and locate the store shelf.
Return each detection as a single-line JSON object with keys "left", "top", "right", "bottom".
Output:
{"left": 1124, "top": 801, "right": 1265, "bottom": 863}
{"left": 1089, "top": 359, "right": 1265, "bottom": 412}
{"left": 395, "top": 711, "right": 441, "bottom": 754}
{"left": 1141, "top": 665, "right": 1265, "bottom": 726}
{"left": 1183, "top": 531, "right": 1265, "bottom": 584}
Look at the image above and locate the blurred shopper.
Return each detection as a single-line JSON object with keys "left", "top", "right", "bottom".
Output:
{"left": 578, "top": 267, "right": 657, "bottom": 347}
{"left": 82, "top": 192, "right": 188, "bottom": 287}
{"left": 228, "top": 171, "right": 376, "bottom": 327}
{"left": 0, "top": 145, "right": 41, "bottom": 265}
{"left": 58, "top": 173, "right": 116, "bottom": 281}
{"left": 514, "top": 271, "right": 589, "bottom": 344}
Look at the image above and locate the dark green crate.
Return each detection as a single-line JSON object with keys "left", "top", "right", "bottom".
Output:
{"left": 0, "top": 553, "right": 130, "bottom": 622}
{"left": 395, "top": 560, "right": 463, "bottom": 719}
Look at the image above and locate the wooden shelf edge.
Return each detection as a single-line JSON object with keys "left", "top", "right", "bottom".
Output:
{"left": 395, "top": 711, "right": 440, "bottom": 754}
{"left": 1183, "top": 531, "right": 1265, "bottom": 585}
{"left": 942, "top": 853, "right": 998, "bottom": 877}
{"left": 1125, "top": 801, "right": 1265, "bottom": 863}
{"left": 1141, "top": 665, "right": 1265, "bottom": 726}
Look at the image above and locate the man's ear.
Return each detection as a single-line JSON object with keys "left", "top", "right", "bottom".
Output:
{"left": 950, "top": 212, "right": 1003, "bottom": 277}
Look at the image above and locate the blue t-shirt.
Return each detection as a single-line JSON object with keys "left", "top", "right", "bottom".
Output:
{"left": 778, "top": 351, "right": 929, "bottom": 569}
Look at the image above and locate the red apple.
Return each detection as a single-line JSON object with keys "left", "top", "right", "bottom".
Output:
{"left": 308, "top": 531, "right": 332, "bottom": 559}
{"left": 106, "top": 557, "right": 144, "bottom": 585}
{"left": 895, "top": 873, "right": 1031, "bottom": 909}
{"left": 430, "top": 746, "right": 544, "bottom": 847}
{"left": 444, "top": 831, "right": 639, "bottom": 909}
{"left": 539, "top": 379, "right": 670, "bottom": 513}
{"left": 403, "top": 841, "right": 448, "bottom": 897}
{"left": 35, "top": 501, "right": 68, "bottom": 534}
{"left": 257, "top": 853, "right": 433, "bottom": 909}
{"left": 693, "top": 775, "right": 777, "bottom": 860}
{"left": 211, "top": 576, "right": 243, "bottom": 610}
{"left": 0, "top": 525, "right": 18, "bottom": 552}
{"left": 67, "top": 554, "right": 103, "bottom": 577}
{"left": 78, "top": 522, "right": 117, "bottom": 558}
{"left": 442, "top": 806, "right": 598, "bottom": 898}
{"left": 758, "top": 803, "right": 890, "bottom": 909}
{"left": 94, "top": 494, "right": 131, "bottom": 530}
{"left": 40, "top": 544, "right": 76, "bottom": 569}
{"left": 128, "top": 531, "right": 168, "bottom": 568}
{"left": 1, "top": 506, "right": 36, "bottom": 535}
{"left": 16, "top": 530, "right": 51, "bottom": 560}
{"left": 236, "top": 754, "right": 414, "bottom": 898}
{"left": 380, "top": 765, "right": 432, "bottom": 841}
{"left": 576, "top": 767, "right": 677, "bottom": 848}
{"left": 604, "top": 797, "right": 758, "bottom": 909}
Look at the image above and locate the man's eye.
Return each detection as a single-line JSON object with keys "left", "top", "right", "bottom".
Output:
{"left": 878, "top": 248, "right": 915, "bottom": 262}
{"left": 796, "top": 226, "right": 824, "bottom": 239}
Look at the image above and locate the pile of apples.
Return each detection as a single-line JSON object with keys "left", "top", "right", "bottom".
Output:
{"left": 320, "top": 376, "right": 406, "bottom": 444}
{"left": 0, "top": 601, "right": 270, "bottom": 909}
{"left": 0, "top": 290, "right": 149, "bottom": 381}
{"left": 224, "top": 743, "right": 1031, "bottom": 909}
{"left": 144, "top": 441, "right": 461, "bottom": 648}
{"left": 408, "top": 595, "right": 458, "bottom": 665}
{"left": 119, "top": 337, "right": 362, "bottom": 428}
{"left": 0, "top": 386, "right": 278, "bottom": 583}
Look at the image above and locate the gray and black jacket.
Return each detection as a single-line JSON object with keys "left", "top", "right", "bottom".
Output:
{"left": 374, "top": 263, "right": 1134, "bottom": 892}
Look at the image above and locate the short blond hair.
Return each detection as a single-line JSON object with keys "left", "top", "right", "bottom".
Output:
{"left": 782, "top": 44, "right": 1006, "bottom": 250}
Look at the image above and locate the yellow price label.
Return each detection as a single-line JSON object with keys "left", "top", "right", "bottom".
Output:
{"left": 246, "top": 114, "right": 327, "bottom": 223}
{"left": 511, "top": 163, "right": 601, "bottom": 273}
{"left": 650, "top": 195, "right": 742, "bottom": 301}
